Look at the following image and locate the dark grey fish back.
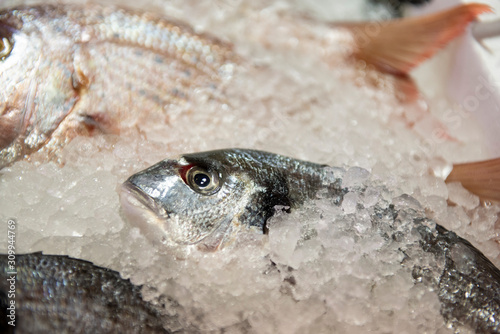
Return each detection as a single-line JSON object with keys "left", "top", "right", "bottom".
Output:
{"left": 0, "top": 253, "right": 170, "bottom": 334}
{"left": 185, "top": 148, "right": 333, "bottom": 205}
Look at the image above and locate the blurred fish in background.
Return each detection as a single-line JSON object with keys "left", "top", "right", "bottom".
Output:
{"left": 0, "top": 2, "right": 490, "bottom": 169}
{"left": 371, "top": 0, "right": 432, "bottom": 17}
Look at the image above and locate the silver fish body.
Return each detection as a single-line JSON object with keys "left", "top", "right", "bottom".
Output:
{"left": 0, "top": 252, "right": 170, "bottom": 334}
{"left": 122, "top": 149, "right": 500, "bottom": 332}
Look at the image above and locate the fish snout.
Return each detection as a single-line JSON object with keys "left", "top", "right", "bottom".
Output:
{"left": 120, "top": 161, "right": 181, "bottom": 219}
{"left": 121, "top": 178, "right": 167, "bottom": 218}
{"left": 120, "top": 172, "right": 185, "bottom": 247}
{"left": 119, "top": 179, "right": 171, "bottom": 245}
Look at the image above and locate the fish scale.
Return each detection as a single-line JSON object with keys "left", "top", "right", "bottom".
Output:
{"left": 16, "top": 5, "right": 236, "bottom": 76}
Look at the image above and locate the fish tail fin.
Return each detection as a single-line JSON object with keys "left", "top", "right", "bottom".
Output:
{"left": 350, "top": 3, "right": 492, "bottom": 76}
{"left": 446, "top": 157, "right": 500, "bottom": 203}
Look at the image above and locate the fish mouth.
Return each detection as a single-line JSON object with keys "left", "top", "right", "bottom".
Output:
{"left": 120, "top": 180, "right": 168, "bottom": 218}
{"left": 120, "top": 180, "right": 174, "bottom": 246}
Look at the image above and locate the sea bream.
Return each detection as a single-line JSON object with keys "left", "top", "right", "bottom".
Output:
{"left": 0, "top": 3, "right": 491, "bottom": 168}
{"left": 0, "top": 253, "right": 170, "bottom": 334}
{"left": 0, "top": 3, "right": 237, "bottom": 167}
{"left": 121, "top": 149, "right": 500, "bottom": 332}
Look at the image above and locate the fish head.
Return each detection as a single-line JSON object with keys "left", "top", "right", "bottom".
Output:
{"left": 0, "top": 7, "right": 81, "bottom": 166}
{"left": 121, "top": 149, "right": 291, "bottom": 250}
{"left": 0, "top": 11, "right": 30, "bottom": 162}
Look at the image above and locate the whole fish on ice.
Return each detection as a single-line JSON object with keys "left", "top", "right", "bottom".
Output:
{"left": 121, "top": 148, "right": 500, "bottom": 333}
{"left": 0, "top": 3, "right": 490, "bottom": 167}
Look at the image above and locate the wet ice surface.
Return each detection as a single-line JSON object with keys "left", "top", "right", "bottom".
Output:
{"left": 1, "top": 0, "right": 500, "bottom": 333}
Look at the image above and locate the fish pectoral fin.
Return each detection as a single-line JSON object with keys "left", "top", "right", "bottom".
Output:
{"left": 81, "top": 112, "right": 120, "bottom": 135}
{"left": 196, "top": 219, "right": 234, "bottom": 252}
{"left": 446, "top": 157, "right": 500, "bottom": 203}
{"left": 346, "top": 3, "right": 492, "bottom": 76}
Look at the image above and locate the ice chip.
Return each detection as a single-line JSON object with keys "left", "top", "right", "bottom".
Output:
{"left": 447, "top": 182, "right": 480, "bottom": 210}
{"left": 268, "top": 213, "right": 302, "bottom": 266}
{"left": 362, "top": 187, "right": 380, "bottom": 208}
{"left": 392, "top": 194, "right": 423, "bottom": 211}
{"left": 342, "top": 166, "right": 371, "bottom": 189}
{"left": 419, "top": 175, "right": 449, "bottom": 198}
{"left": 342, "top": 191, "right": 359, "bottom": 214}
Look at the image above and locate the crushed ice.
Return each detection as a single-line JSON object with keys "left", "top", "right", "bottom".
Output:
{"left": 0, "top": 0, "right": 499, "bottom": 333}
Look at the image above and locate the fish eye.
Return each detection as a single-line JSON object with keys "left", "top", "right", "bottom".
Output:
{"left": 185, "top": 166, "right": 221, "bottom": 195}
{"left": 0, "top": 36, "right": 13, "bottom": 60}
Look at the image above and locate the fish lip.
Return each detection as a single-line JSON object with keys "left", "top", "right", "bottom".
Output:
{"left": 121, "top": 180, "right": 168, "bottom": 219}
